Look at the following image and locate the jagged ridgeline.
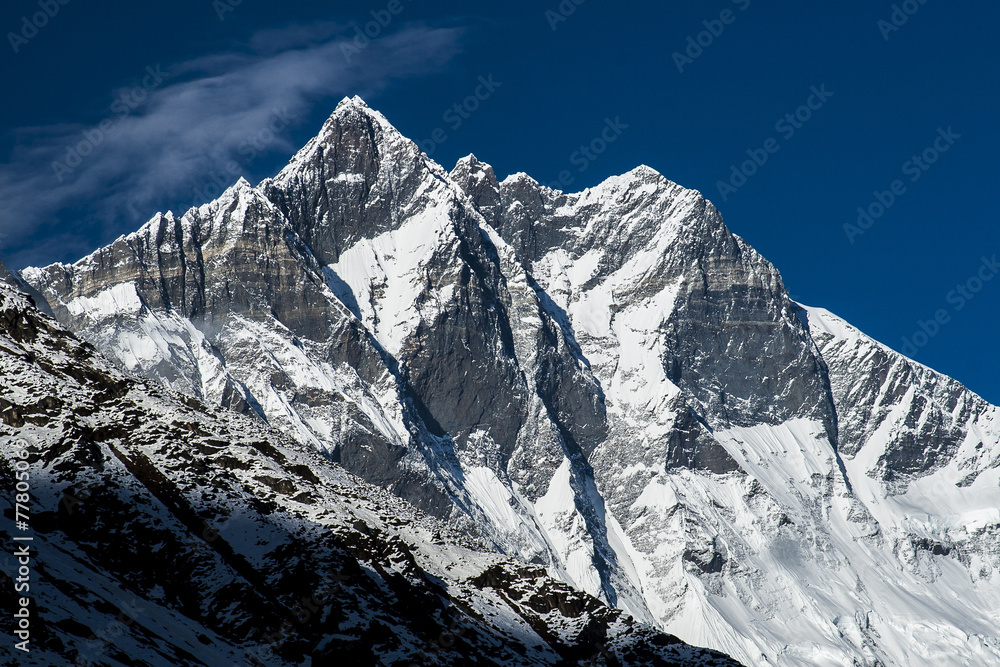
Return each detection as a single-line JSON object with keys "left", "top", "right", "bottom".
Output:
{"left": 14, "top": 97, "right": 1000, "bottom": 666}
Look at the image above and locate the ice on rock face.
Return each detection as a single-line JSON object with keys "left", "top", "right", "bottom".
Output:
{"left": 65, "top": 281, "right": 144, "bottom": 318}
{"left": 17, "top": 96, "right": 1000, "bottom": 667}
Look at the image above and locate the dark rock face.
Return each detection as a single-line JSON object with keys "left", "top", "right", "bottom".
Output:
{"left": 665, "top": 408, "right": 740, "bottom": 475}
{"left": 532, "top": 315, "right": 609, "bottom": 458}
{"left": 449, "top": 155, "right": 504, "bottom": 227}
{"left": 659, "top": 234, "right": 835, "bottom": 436}
{"left": 803, "top": 306, "right": 986, "bottom": 484}
{"left": 467, "top": 162, "right": 836, "bottom": 439}
{"left": 263, "top": 100, "right": 438, "bottom": 267}
{"left": 395, "top": 206, "right": 529, "bottom": 460}
{"left": 451, "top": 157, "right": 572, "bottom": 275}
{"left": 24, "top": 184, "right": 337, "bottom": 339}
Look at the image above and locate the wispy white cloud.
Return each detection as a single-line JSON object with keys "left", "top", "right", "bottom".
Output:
{"left": 0, "top": 23, "right": 461, "bottom": 270}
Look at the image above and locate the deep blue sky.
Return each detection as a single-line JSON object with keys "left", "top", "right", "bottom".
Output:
{"left": 1, "top": 1, "right": 998, "bottom": 402}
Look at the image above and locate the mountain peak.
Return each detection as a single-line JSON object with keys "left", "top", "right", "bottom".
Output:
{"left": 336, "top": 94, "right": 368, "bottom": 108}
{"left": 275, "top": 95, "right": 415, "bottom": 178}
{"left": 451, "top": 154, "right": 499, "bottom": 188}
{"left": 627, "top": 164, "right": 664, "bottom": 180}
{"left": 586, "top": 164, "right": 675, "bottom": 197}
{"left": 207, "top": 175, "right": 273, "bottom": 213}
{"left": 450, "top": 155, "right": 504, "bottom": 229}
{"left": 500, "top": 171, "right": 541, "bottom": 189}
{"left": 262, "top": 97, "right": 450, "bottom": 266}
{"left": 454, "top": 153, "right": 484, "bottom": 169}
{"left": 322, "top": 93, "right": 395, "bottom": 135}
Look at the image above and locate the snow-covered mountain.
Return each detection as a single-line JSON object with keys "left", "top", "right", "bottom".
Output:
{"left": 17, "top": 96, "right": 1000, "bottom": 666}
{"left": 0, "top": 265, "right": 737, "bottom": 666}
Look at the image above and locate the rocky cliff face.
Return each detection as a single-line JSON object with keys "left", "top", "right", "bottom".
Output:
{"left": 18, "top": 178, "right": 442, "bottom": 512}
{"left": 452, "top": 157, "right": 836, "bottom": 438}
{"left": 0, "top": 277, "right": 737, "bottom": 667}
{"left": 18, "top": 96, "right": 1000, "bottom": 666}
{"left": 803, "top": 305, "right": 993, "bottom": 483}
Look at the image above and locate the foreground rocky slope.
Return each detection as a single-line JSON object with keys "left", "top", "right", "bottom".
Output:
{"left": 18, "top": 97, "right": 1000, "bottom": 666}
{"left": 0, "top": 273, "right": 737, "bottom": 666}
